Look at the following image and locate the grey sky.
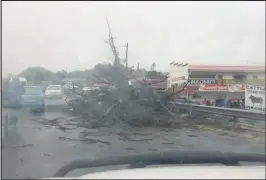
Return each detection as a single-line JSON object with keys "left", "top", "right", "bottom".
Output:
{"left": 2, "top": 1, "right": 265, "bottom": 76}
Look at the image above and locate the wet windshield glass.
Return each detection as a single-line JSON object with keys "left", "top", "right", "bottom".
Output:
{"left": 2, "top": 1, "right": 265, "bottom": 179}
{"left": 24, "top": 86, "right": 42, "bottom": 95}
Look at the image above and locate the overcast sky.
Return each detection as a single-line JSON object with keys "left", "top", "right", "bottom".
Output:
{"left": 2, "top": 1, "right": 265, "bottom": 76}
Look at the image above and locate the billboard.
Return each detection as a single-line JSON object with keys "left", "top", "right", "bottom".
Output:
{"left": 245, "top": 85, "right": 265, "bottom": 113}
{"left": 168, "top": 63, "right": 189, "bottom": 88}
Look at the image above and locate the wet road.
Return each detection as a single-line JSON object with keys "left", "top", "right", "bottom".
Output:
{"left": 44, "top": 97, "right": 67, "bottom": 107}
{"left": 2, "top": 99, "right": 265, "bottom": 179}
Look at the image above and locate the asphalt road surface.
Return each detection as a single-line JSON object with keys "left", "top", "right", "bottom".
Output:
{"left": 45, "top": 96, "right": 67, "bottom": 107}
{"left": 2, "top": 99, "right": 265, "bottom": 179}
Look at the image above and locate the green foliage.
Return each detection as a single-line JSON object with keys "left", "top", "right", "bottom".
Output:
{"left": 151, "top": 62, "right": 156, "bottom": 71}
{"left": 146, "top": 70, "right": 165, "bottom": 79}
{"left": 18, "top": 62, "right": 161, "bottom": 86}
{"left": 19, "top": 67, "right": 59, "bottom": 85}
{"left": 55, "top": 70, "right": 68, "bottom": 80}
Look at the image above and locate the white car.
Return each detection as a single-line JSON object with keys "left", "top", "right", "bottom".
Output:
{"left": 82, "top": 86, "right": 93, "bottom": 92}
{"left": 83, "top": 86, "right": 100, "bottom": 93}
{"left": 48, "top": 151, "right": 265, "bottom": 179}
{"left": 49, "top": 166, "right": 265, "bottom": 179}
{"left": 63, "top": 83, "right": 78, "bottom": 90}
{"left": 45, "top": 85, "right": 64, "bottom": 99}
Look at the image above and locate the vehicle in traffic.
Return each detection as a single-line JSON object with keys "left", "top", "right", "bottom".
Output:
{"left": 50, "top": 151, "right": 265, "bottom": 179}
{"left": 82, "top": 86, "right": 93, "bottom": 92}
{"left": 40, "top": 81, "right": 53, "bottom": 92}
{"left": 21, "top": 86, "right": 45, "bottom": 112}
{"left": 82, "top": 86, "right": 100, "bottom": 93}
{"left": 18, "top": 77, "right": 27, "bottom": 86}
{"left": 62, "top": 82, "right": 80, "bottom": 94}
{"left": 62, "top": 83, "right": 72, "bottom": 90}
{"left": 64, "top": 84, "right": 79, "bottom": 91}
{"left": 45, "top": 85, "right": 64, "bottom": 99}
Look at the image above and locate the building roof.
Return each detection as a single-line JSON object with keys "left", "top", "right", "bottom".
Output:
{"left": 189, "top": 65, "right": 265, "bottom": 72}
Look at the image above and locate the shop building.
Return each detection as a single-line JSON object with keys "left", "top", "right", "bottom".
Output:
{"left": 168, "top": 62, "right": 265, "bottom": 99}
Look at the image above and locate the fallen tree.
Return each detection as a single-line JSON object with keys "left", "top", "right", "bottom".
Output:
{"left": 64, "top": 17, "right": 191, "bottom": 128}
{"left": 64, "top": 64, "right": 191, "bottom": 128}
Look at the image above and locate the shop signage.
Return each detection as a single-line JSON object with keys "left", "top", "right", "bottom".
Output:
{"left": 228, "top": 84, "right": 245, "bottom": 92}
{"left": 245, "top": 85, "right": 265, "bottom": 112}
{"left": 199, "top": 84, "right": 228, "bottom": 91}
{"left": 190, "top": 79, "right": 216, "bottom": 85}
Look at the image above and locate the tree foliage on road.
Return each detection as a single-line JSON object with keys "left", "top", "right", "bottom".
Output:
{"left": 63, "top": 60, "right": 191, "bottom": 129}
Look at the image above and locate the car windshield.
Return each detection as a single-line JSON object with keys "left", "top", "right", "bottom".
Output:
{"left": 2, "top": 1, "right": 265, "bottom": 179}
{"left": 47, "top": 86, "right": 61, "bottom": 90}
{"left": 24, "top": 86, "right": 42, "bottom": 95}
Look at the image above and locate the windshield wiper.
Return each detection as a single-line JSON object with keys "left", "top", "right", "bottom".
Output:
{"left": 53, "top": 150, "right": 265, "bottom": 177}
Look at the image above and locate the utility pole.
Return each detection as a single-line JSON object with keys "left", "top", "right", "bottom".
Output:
{"left": 125, "top": 43, "right": 128, "bottom": 69}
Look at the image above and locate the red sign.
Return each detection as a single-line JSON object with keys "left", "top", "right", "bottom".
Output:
{"left": 199, "top": 84, "right": 228, "bottom": 91}
{"left": 169, "top": 86, "right": 199, "bottom": 96}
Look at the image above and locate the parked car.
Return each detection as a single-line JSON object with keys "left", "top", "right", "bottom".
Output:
{"left": 82, "top": 86, "right": 99, "bottom": 93}
{"left": 18, "top": 77, "right": 27, "bottom": 86}
{"left": 62, "top": 82, "right": 80, "bottom": 94}
{"left": 21, "top": 86, "right": 45, "bottom": 112}
{"left": 45, "top": 85, "right": 64, "bottom": 99}
{"left": 40, "top": 81, "right": 53, "bottom": 92}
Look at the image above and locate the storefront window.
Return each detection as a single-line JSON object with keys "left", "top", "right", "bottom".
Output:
{"left": 217, "top": 75, "right": 224, "bottom": 85}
